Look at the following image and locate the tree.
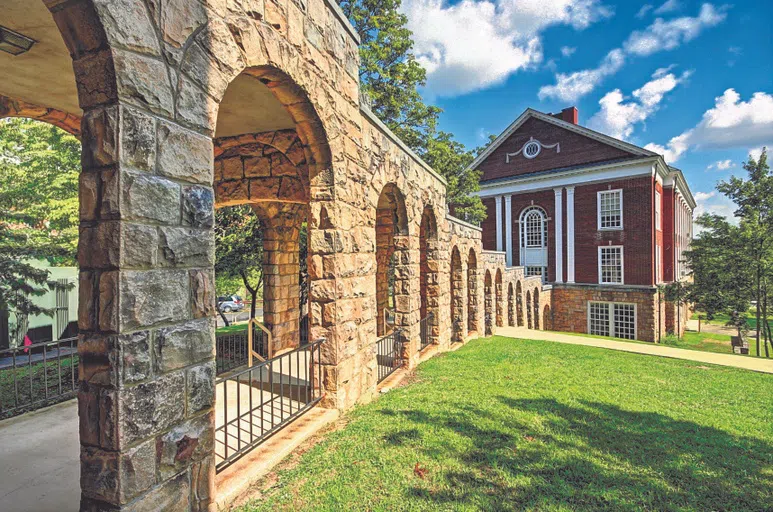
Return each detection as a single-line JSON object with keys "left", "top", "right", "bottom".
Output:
{"left": 338, "top": 0, "right": 486, "bottom": 224}
{"left": 0, "top": 118, "right": 80, "bottom": 342}
{"left": 214, "top": 206, "right": 264, "bottom": 322}
{"left": 685, "top": 148, "right": 772, "bottom": 357}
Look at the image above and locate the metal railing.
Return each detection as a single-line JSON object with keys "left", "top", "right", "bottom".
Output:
{"left": 0, "top": 337, "right": 78, "bottom": 419}
{"left": 215, "top": 331, "right": 249, "bottom": 376}
{"left": 419, "top": 313, "right": 433, "bottom": 352}
{"left": 376, "top": 329, "right": 404, "bottom": 383}
{"left": 215, "top": 338, "right": 324, "bottom": 471}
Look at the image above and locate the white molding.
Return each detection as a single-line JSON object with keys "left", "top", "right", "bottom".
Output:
{"left": 554, "top": 188, "right": 563, "bottom": 284}
{"left": 495, "top": 195, "right": 503, "bottom": 252}
{"left": 467, "top": 108, "right": 656, "bottom": 173}
{"left": 477, "top": 159, "right": 656, "bottom": 198}
{"left": 597, "top": 189, "right": 624, "bottom": 231}
{"left": 566, "top": 186, "right": 575, "bottom": 283}
{"left": 598, "top": 245, "right": 625, "bottom": 285}
{"left": 505, "top": 195, "right": 513, "bottom": 267}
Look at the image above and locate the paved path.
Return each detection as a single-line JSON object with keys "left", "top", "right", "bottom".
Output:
{"left": 496, "top": 326, "right": 773, "bottom": 374}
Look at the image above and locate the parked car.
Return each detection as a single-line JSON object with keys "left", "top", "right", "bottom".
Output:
{"left": 217, "top": 295, "right": 244, "bottom": 313}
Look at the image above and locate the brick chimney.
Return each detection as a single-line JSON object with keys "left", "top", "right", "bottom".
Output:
{"left": 551, "top": 106, "right": 578, "bottom": 124}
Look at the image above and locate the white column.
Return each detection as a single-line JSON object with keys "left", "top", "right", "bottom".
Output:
{"left": 566, "top": 186, "right": 575, "bottom": 283}
{"left": 554, "top": 188, "right": 563, "bottom": 283}
{"left": 495, "top": 195, "right": 503, "bottom": 252}
{"left": 505, "top": 195, "right": 513, "bottom": 266}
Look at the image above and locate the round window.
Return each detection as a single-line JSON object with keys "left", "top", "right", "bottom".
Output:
{"left": 523, "top": 140, "right": 541, "bottom": 159}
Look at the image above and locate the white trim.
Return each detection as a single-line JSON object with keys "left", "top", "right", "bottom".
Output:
{"left": 495, "top": 196, "right": 503, "bottom": 252}
{"left": 554, "top": 188, "right": 563, "bottom": 283}
{"left": 467, "top": 108, "right": 655, "bottom": 173}
{"left": 505, "top": 195, "right": 513, "bottom": 267}
{"left": 477, "top": 159, "right": 655, "bottom": 198}
{"left": 566, "top": 186, "right": 575, "bottom": 283}
{"left": 587, "top": 301, "right": 637, "bottom": 340}
{"left": 597, "top": 189, "right": 623, "bottom": 231}
{"left": 598, "top": 245, "right": 625, "bottom": 285}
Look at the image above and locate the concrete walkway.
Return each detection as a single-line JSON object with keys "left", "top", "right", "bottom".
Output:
{"left": 496, "top": 326, "right": 773, "bottom": 374}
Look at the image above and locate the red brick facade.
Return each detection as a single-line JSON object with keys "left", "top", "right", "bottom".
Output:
{"left": 475, "top": 109, "right": 696, "bottom": 342}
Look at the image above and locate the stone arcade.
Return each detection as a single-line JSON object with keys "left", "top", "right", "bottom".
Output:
{"left": 0, "top": 0, "right": 545, "bottom": 509}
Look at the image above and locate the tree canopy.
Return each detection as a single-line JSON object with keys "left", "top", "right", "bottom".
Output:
{"left": 338, "top": 0, "right": 486, "bottom": 223}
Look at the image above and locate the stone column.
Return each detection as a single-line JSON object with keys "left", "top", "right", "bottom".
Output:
{"left": 505, "top": 195, "right": 513, "bottom": 267}
{"left": 495, "top": 195, "right": 503, "bottom": 252}
{"left": 566, "top": 186, "right": 575, "bottom": 283}
{"left": 554, "top": 188, "right": 563, "bottom": 284}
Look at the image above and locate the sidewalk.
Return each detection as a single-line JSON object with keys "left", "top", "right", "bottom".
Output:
{"left": 496, "top": 326, "right": 773, "bottom": 374}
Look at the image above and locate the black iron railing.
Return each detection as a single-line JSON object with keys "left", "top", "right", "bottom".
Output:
{"left": 215, "top": 331, "right": 249, "bottom": 376}
{"left": 0, "top": 337, "right": 78, "bottom": 419}
{"left": 419, "top": 313, "right": 433, "bottom": 352}
{"left": 376, "top": 329, "right": 404, "bottom": 383}
{"left": 215, "top": 338, "right": 324, "bottom": 471}
{"left": 300, "top": 314, "right": 309, "bottom": 346}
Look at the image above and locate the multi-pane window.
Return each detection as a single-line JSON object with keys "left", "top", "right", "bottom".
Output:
{"left": 598, "top": 246, "right": 624, "bottom": 284}
{"left": 598, "top": 189, "right": 623, "bottom": 229}
{"left": 521, "top": 207, "right": 547, "bottom": 248}
{"left": 588, "top": 302, "right": 637, "bottom": 340}
{"left": 655, "top": 191, "right": 662, "bottom": 231}
{"left": 525, "top": 266, "right": 547, "bottom": 281}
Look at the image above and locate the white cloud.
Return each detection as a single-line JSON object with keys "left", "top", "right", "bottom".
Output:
{"left": 645, "top": 89, "right": 773, "bottom": 163}
{"left": 707, "top": 159, "right": 735, "bottom": 170}
{"left": 653, "top": 0, "right": 681, "bottom": 15}
{"left": 636, "top": 4, "right": 653, "bottom": 18}
{"left": 539, "top": 3, "right": 726, "bottom": 102}
{"left": 561, "top": 46, "right": 577, "bottom": 57}
{"left": 587, "top": 69, "right": 690, "bottom": 140}
{"left": 538, "top": 49, "right": 624, "bottom": 102}
{"left": 749, "top": 147, "right": 765, "bottom": 161}
{"left": 402, "top": 0, "right": 614, "bottom": 97}
{"left": 693, "top": 190, "right": 737, "bottom": 225}
{"left": 624, "top": 3, "right": 726, "bottom": 56}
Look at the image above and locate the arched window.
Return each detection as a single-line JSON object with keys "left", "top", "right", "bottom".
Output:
{"left": 519, "top": 206, "right": 548, "bottom": 282}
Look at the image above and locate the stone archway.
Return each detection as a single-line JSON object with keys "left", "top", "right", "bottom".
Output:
{"left": 467, "top": 249, "right": 478, "bottom": 334}
{"left": 449, "top": 246, "right": 464, "bottom": 343}
{"left": 495, "top": 269, "right": 503, "bottom": 328}
{"left": 526, "top": 290, "right": 533, "bottom": 329}
{"left": 507, "top": 283, "right": 514, "bottom": 327}
{"left": 484, "top": 270, "right": 493, "bottom": 336}
{"left": 533, "top": 288, "right": 541, "bottom": 330}
{"left": 375, "top": 183, "right": 409, "bottom": 337}
{"left": 516, "top": 281, "right": 524, "bottom": 327}
{"left": 543, "top": 304, "right": 552, "bottom": 331}
{"left": 419, "top": 206, "right": 439, "bottom": 348}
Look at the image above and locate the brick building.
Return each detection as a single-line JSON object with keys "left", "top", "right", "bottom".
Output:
{"left": 472, "top": 107, "right": 695, "bottom": 342}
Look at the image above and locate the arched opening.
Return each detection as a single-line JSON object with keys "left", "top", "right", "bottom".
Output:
{"left": 375, "top": 183, "right": 409, "bottom": 337}
{"left": 450, "top": 246, "right": 464, "bottom": 343}
{"left": 543, "top": 304, "right": 552, "bottom": 331}
{"left": 484, "top": 270, "right": 493, "bottom": 336}
{"left": 467, "top": 249, "right": 478, "bottom": 334}
{"left": 520, "top": 206, "right": 548, "bottom": 282}
{"left": 526, "top": 290, "right": 533, "bottom": 329}
{"left": 419, "top": 206, "right": 439, "bottom": 350}
{"left": 495, "top": 269, "right": 503, "bottom": 328}
{"left": 533, "top": 288, "right": 541, "bottom": 330}
{"left": 212, "top": 66, "right": 330, "bottom": 473}
{"left": 507, "top": 283, "right": 515, "bottom": 327}
{"left": 516, "top": 281, "right": 524, "bottom": 327}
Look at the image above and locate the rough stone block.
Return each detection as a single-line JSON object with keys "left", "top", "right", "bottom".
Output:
{"left": 186, "top": 361, "right": 216, "bottom": 414}
{"left": 182, "top": 186, "right": 215, "bottom": 228}
{"left": 157, "top": 122, "right": 214, "bottom": 185}
{"left": 119, "top": 269, "right": 190, "bottom": 330}
{"left": 159, "top": 226, "right": 215, "bottom": 267}
{"left": 156, "top": 412, "right": 213, "bottom": 480}
{"left": 118, "top": 371, "right": 186, "bottom": 447}
{"left": 123, "top": 171, "right": 181, "bottom": 224}
{"left": 113, "top": 48, "right": 174, "bottom": 118}
{"left": 154, "top": 318, "right": 214, "bottom": 373}
{"left": 120, "top": 106, "right": 156, "bottom": 172}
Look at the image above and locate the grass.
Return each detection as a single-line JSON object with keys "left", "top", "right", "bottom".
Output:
{"left": 692, "top": 311, "right": 772, "bottom": 332}
{"left": 239, "top": 337, "right": 773, "bottom": 511}
{"left": 216, "top": 323, "right": 249, "bottom": 335}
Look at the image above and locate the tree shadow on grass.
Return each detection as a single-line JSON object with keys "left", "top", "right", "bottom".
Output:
{"left": 381, "top": 398, "right": 772, "bottom": 511}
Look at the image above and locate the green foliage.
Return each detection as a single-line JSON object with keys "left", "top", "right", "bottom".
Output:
{"left": 0, "top": 118, "right": 80, "bottom": 322}
{"left": 215, "top": 205, "right": 263, "bottom": 318}
{"left": 338, "top": 0, "right": 486, "bottom": 224}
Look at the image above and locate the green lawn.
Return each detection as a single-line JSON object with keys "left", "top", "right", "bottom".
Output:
{"left": 216, "top": 323, "right": 249, "bottom": 335}
{"left": 693, "top": 311, "right": 772, "bottom": 332}
{"left": 239, "top": 337, "right": 773, "bottom": 512}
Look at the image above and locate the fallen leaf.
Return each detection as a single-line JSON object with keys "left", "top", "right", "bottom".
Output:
{"left": 524, "top": 435, "right": 535, "bottom": 442}
{"left": 414, "top": 462, "right": 428, "bottom": 479}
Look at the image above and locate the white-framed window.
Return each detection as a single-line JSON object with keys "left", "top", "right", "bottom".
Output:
{"left": 519, "top": 206, "right": 548, "bottom": 282}
{"left": 655, "top": 190, "right": 662, "bottom": 232}
{"left": 598, "top": 189, "right": 623, "bottom": 230}
{"left": 655, "top": 244, "right": 662, "bottom": 284}
{"left": 598, "top": 246, "right": 624, "bottom": 284}
{"left": 525, "top": 266, "right": 547, "bottom": 281}
{"left": 588, "top": 301, "right": 637, "bottom": 340}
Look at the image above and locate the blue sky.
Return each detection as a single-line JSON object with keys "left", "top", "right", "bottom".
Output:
{"left": 399, "top": 0, "right": 773, "bottom": 220}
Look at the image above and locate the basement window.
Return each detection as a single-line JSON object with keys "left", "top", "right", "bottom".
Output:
{"left": 588, "top": 301, "right": 637, "bottom": 340}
